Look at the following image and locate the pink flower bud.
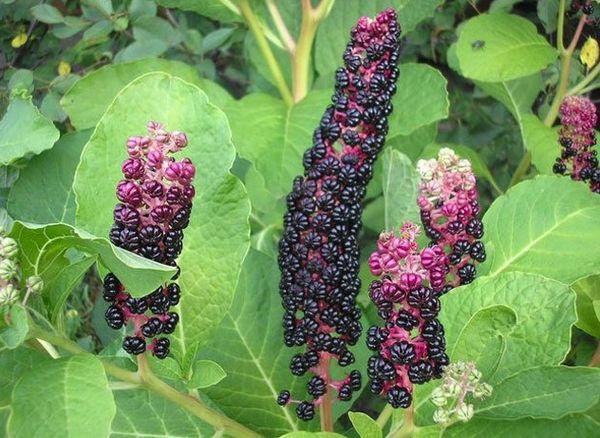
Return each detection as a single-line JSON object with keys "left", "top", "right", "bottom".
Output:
{"left": 122, "top": 158, "right": 145, "bottom": 180}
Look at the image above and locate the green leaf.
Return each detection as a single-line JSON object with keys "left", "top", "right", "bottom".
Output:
{"left": 439, "top": 409, "right": 600, "bottom": 437}
{"left": 389, "top": 63, "right": 449, "bottom": 137}
{"left": 225, "top": 90, "right": 331, "bottom": 202}
{"left": 449, "top": 305, "right": 517, "bottom": 378}
{"left": 73, "top": 73, "right": 250, "bottom": 364}
{"left": 476, "top": 366, "right": 600, "bottom": 420}
{"left": 0, "top": 347, "right": 50, "bottom": 407}
{"left": 87, "top": 0, "right": 113, "bottom": 16}
{"left": 281, "top": 434, "right": 345, "bottom": 438}
{"left": 114, "top": 40, "right": 169, "bottom": 62}
{"left": 521, "top": 114, "right": 559, "bottom": 175}
{"left": 8, "top": 130, "right": 91, "bottom": 224}
{"left": 479, "top": 176, "right": 600, "bottom": 282}
{"left": 0, "top": 306, "right": 29, "bottom": 350}
{"left": 455, "top": 13, "right": 557, "bottom": 82}
{"left": 388, "top": 123, "right": 438, "bottom": 161}
{"left": 381, "top": 148, "right": 419, "bottom": 230}
{"left": 348, "top": 411, "right": 383, "bottom": 438}
{"left": 445, "top": 273, "right": 574, "bottom": 382}
{"left": 203, "top": 27, "right": 235, "bottom": 52}
{"left": 8, "top": 354, "right": 116, "bottom": 437}
{"left": 572, "top": 275, "right": 600, "bottom": 338}
{"left": 11, "top": 221, "right": 175, "bottom": 298}
{"left": 62, "top": 58, "right": 233, "bottom": 130}
{"left": 538, "top": 0, "right": 560, "bottom": 33}
{"left": 30, "top": 4, "right": 64, "bottom": 24}
{"left": 40, "top": 91, "right": 68, "bottom": 122}
{"left": 0, "top": 97, "right": 60, "bottom": 165}
{"left": 133, "top": 16, "right": 180, "bottom": 47}
{"left": 82, "top": 20, "right": 112, "bottom": 41}
{"left": 8, "top": 69, "right": 33, "bottom": 93}
{"left": 188, "top": 359, "right": 227, "bottom": 389}
{"left": 414, "top": 272, "right": 576, "bottom": 426}
{"left": 315, "top": 0, "right": 442, "bottom": 75}
{"left": 111, "top": 389, "right": 214, "bottom": 436}
{"left": 475, "top": 74, "right": 544, "bottom": 119}
{"left": 157, "top": 0, "right": 241, "bottom": 23}
{"left": 198, "top": 250, "right": 303, "bottom": 435}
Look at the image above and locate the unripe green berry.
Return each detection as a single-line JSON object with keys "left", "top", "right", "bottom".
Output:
{"left": 0, "top": 237, "right": 18, "bottom": 258}
{"left": 456, "top": 403, "right": 474, "bottom": 422}
{"left": 0, "top": 258, "right": 18, "bottom": 281}
{"left": 25, "top": 276, "right": 43, "bottom": 294}
{"left": 473, "top": 382, "right": 493, "bottom": 399}
{"left": 430, "top": 387, "right": 448, "bottom": 407}
{"left": 433, "top": 408, "right": 450, "bottom": 424}
{"left": 0, "top": 284, "right": 18, "bottom": 305}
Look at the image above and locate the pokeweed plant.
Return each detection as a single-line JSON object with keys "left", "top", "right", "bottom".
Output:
{"left": 0, "top": 1, "right": 600, "bottom": 438}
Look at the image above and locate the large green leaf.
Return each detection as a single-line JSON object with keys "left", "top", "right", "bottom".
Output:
{"left": 157, "top": 0, "right": 241, "bottom": 22}
{"left": 389, "top": 63, "right": 449, "bottom": 137}
{"left": 315, "top": 0, "right": 442, "bottom": 75}
{"left": 475, "top": 74, "right": 543, "bottom": 120}
{"left": 521, "top": 114, "right": 559, "bottom": 175}
{"left": 456, "top": 13, "right": 557, "bottom": 82}
{"left": 73, "top": 73, "right": 250, "bottom": 365}
{"left": 11, "top": 221, "right": 175, "bottom": 298}
{"left": 572, "top": 275, "right": 600, "bottom": 338}
{"left": 199, "top": 250, "right": 369, "bottom": 436}
{"left": 0, "top": 347, "right": 50, "bottom": 407}
{"left": 381, "top": 148, "right": 419, "bottom": 230}
{"left": 348, "top": 411, "right": 382, "bottom": 438}
{"left": 62, "top": 58, "right": 233, "bottom": 130}
{"left": 476, "top": 366, "right": 600, "bottom": 420}
{"left": 111, "top": 389, "right": 213, "bottom": 437}
{"left": 431, "top": 408, "right": 600, "bottom": 437}
{"left": 8, "top": 354, "right": 116, "bottom": 437}
{"left": 0, "top": 97, "right": 59, "bottom": 165}
{"left": 479, "top": 176, "right": 600, "bottom": 282}
{"left": 225, "top": 90, "right": 330, "bottom": 203}
{"left": 8, "top": 130, "right": 90, "bottom": 224}
{"left": 414, "top": 272, "right": 576, "bottom": 425}
{"left": 198, "top": 249, "right": 302, "bottom": 436}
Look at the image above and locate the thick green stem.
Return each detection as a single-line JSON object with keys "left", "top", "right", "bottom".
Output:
{"left": 28, "top": 323, "right": 261, "bottom": 438}
{"left": 390, "top": 405, "right": 414, "bottom": 438}
{"left": 238, "top": 0, "right": 293, "bottom": 106}
{"left": 292, "top": 0, "right": 335, "bottom": 102}
{"left": 568, "top": 61, "right": 600, "bottom": 95}
{"left": 375, "top": 404, "right": 394, "bottom": 429}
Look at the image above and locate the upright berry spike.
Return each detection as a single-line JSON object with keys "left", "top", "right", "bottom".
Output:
{"left": 367, "top": 222, "right": 449, "bottom": 408}
{"left": 277, "top": 8, "right": 401, "bottom": 421}
{"left": 553, "top": 95, "right": 599, "bottom": 194}
{"left": 416, "top": 148, "right": 485, "bottom": 288}
{"left": 104, "top": 122, "right": 196, "bottom": 359}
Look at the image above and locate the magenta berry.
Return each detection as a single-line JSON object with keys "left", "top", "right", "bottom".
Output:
{"left": 104, "top": 122, "right": 196, "bottom": 359}
{"left": 367, "top": 223, "right": 449, "bottom": 408}
{"left": 277, "top": 8, "right": 401, "bottom": 420}
{"left": 553, "top": 96, "right": 599, "bottom": 193}
{"left": 416, "top": 148, "right": 485, "bottom": 288}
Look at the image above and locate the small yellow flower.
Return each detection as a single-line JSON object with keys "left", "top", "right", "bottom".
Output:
{"left": 11, "top": 32, "right": 28, "bottom": 48}
{"left": 58, "top": 60, "right": 71, "bottom": 76}
{"left": 580, "top": 37, "right": 599, "bottom": 69}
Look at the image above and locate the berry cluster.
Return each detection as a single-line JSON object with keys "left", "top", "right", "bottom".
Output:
{"left": 553, "top": 95, "right": 600, "bottom": 194}
{"left": 416, "top": 148, "right": 485, "bottom": 288}
{"left": 277, "top": 8, "right": 401, "bottom": 421}
{"left": 104, "top": 121, "right": 195, "bottom": 359}
{"left": 568, "top": 0, "right": 594, "bottom": 16}
{"left": 366, "top": 223, "right": 449, "bottom": 408}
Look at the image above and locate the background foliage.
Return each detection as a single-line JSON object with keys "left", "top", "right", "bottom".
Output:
{"left": 0, "top": 0, "right": 599, "bottom": 437}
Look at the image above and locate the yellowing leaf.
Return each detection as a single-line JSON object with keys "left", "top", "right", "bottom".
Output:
{"left": 580, "top": 37, "right": 599, "bottom": 69}
{"left": 58, "top": 60, "right": 71, "bottom": 76}
{"left": 11, "top": 33, "right": 27, "bottom": 48}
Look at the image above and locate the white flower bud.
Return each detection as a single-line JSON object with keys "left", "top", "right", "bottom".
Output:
{"left": 456, "top": 403, "right": 474, "bottom": 422}
{"left": 0, "top": 284, "right": 18, "bottom": 305}
{"left": 438, "top": 147, "right": 458, "bottom": 167}
{"left": 0, "top": 237, "right": 18, "bottom": 258}
{"left": 433, "top": 408, "right": 451, "bottom": 424}
{"left": 26, "top": 276, "right": 44, "bottom": 294}
{"left": 0, "top": 258, "right": 18, "bottom": 281}
{"left": 430, "top": 387, "right": 448, "bottom": 407}
{"left": 416, "top": 159, "right": 437, "bottom": 181}
{"left": 456, "top": 158, "right": 472, "bottom": 174}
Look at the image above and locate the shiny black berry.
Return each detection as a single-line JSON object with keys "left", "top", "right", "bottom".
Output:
{"left": 123, "top": 336, "right": 146, "bottom": 355}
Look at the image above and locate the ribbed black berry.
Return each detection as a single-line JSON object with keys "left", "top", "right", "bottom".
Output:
{"left": 296, "top": 401, "right": 315, "bottom": 421}
{"left": 123, "top": 336, "right": 146, "bottom": 355}
{"left": 277, "top": 390, "right": 290, "bottom": 406}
